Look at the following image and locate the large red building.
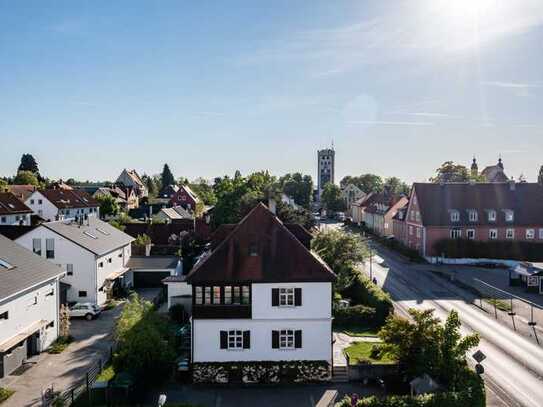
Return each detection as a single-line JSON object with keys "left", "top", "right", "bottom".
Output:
{"left": 395, "top": 182, "right": 543, "bottom": 259}
{"left": 170, "top": 185, "right": 201, "bottom": 210}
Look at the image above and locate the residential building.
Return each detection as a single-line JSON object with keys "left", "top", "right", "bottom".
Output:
{"left": 116, "top": 169, "right": 147, "bottom": 199}
{"left": 170, "top": 185, "right": 200, "bottom": 210}
{"left": 155, "top": 206, "right": 194, "bottom": 224}
{"left": 351, "top": 193, "right": 375, "bottom": 225}
{"left": 186, "top": 203, "right": 335, "bottom": 381}
{"left": 25, "top": 189, "right": 100, "bottom": 222}
{"left": 16, "top": 217, "right": 134, "bottom": 305}
{"left": 158, "top": 184, "right": 179, "bottom": 200}
{"left": 364, "top": 194, "right": 409, "bottom": 237}
{"left": 341, "top": 184, "right": 366, "bottom": 211}
{"left": 403, "top": 182, "right": 543, "bottom": 259}
{"left": 0, "top": 234, "right": 64, "bottom": 378}
{"left": 125, "top": 256, "right": 181, "bottom": 289}
{"left": 5, "top": 185, "right": 36, "bottom": 202}
{"left": 0, "top": 192, "right": 33, "bottom": 226}
{"left": 317, "top": 148, "right": 335, "bottom": 201}
{"left": 392, "top": 205, "right": 408, "bottom": 244}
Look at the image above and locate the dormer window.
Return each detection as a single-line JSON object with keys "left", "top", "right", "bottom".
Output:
{"left": 450, "top": 210, "right": 460, "bottom": 222}
{"left": 468, "top": 210, "right": 478, "bottom": 222}
{"left": 504, "top": 210, "right": 514, "bottom": 222}
{"left": 488, "top": 210, "right": 496, "bottom": 222}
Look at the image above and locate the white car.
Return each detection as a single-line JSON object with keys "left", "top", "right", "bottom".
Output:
{"left": 69, "top": 303, "right": 101, "bottom": 320}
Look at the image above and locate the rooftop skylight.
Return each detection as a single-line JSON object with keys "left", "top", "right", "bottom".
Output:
{"left": 0, "top": 258, "right": 15, "bottom": 270}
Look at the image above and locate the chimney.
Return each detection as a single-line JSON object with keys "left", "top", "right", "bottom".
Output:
{"left": 268, "top": 198, "right": 277, "bottom": 215}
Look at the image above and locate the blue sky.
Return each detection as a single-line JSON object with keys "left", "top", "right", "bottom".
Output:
{"left": 1, "top": 0, "right": 542, "bottom": 183}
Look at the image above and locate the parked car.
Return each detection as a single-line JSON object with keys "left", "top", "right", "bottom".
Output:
{"left": 69, "top": 303, "right": 102, "bottom": 320}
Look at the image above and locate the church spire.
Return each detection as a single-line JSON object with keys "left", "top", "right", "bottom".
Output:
{"left": 471, "top": 156, "right": 478, "bottom": 177}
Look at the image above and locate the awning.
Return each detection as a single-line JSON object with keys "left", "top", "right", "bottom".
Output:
{"left": 105, "top": 267, "right": 130, "bottom": 281}
{"left": 0, "top": 320, "right": 48, "bottom": 353}
{"left": 512, "top": 263, "right": 543, "bottom": 277}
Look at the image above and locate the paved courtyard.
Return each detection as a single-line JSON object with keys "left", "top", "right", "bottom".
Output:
{"left": 0, "top": 305, "right": 121, "bottom": 407}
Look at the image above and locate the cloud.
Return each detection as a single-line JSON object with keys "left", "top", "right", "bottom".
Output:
{"left": 481, "top": 81, "right": 542, "bottom": 89}
{"left": 346, "top": 120, "right": 434, "bottom": 127}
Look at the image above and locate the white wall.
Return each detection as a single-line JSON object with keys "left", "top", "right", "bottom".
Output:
{"left": 165, "top": 281, "right": 191, "bottom": 310}
{"left": 0, "top": 213, "right": 31, "bottom": 226}
{"left": 25, "top": 191, "right": 99, "bottom": 221}
{"left": 95, "top": 245, "right": 130, "bottom": 305}
{"left": 251, "top": 282, "right": 331, "bottom": 319}
{"left": 193, "top": 319, "right": 332, "bottom": 363}
{"left": 0, "top": 279, "right": 60, "bottom": 351}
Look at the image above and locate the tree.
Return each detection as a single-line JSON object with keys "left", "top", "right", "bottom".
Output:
{"left": 141, "top": 174, "right": 157, "bottom": 197}
{"left": 13, "top": 170, "right": 39, "bottom": 186}
{"left": 190, "top": 179, "right": 217, "bottom": 206}
{"left": 18, "top": 153, "right": 39, "bottom": 174}
{"left": 0, "top": 178, "right": 7, "bottom": 190}
{"left": 321, "top": 183, "right": 346, "bottom": 212}
{"left": 538, "top": 165, "right": 543, "bottom": 185}
{"left": 379, "top": 308, "right": 479, "bottom": 387}
{"left": 160, "top": 164, "right": 175, "bottom": 188}
{"left": 312, "top": 229, "right": 369, "bottom": 292}
{"left": 429, "top": 161, "right": 470, "bottom": 183}
{"left": 280, "top": 173, "right": 313, "bottom": 209}
{"left": 384, "top": 177, "right": 410, "bottom": 195}
{"left": 341, "top": 174, "right": 383, "bottom": 194}
{"left": 96, "top": 194, "right": 120, "bottom": 219}
{"left": 276, "top": 201, "right": 315, "bottom": 230}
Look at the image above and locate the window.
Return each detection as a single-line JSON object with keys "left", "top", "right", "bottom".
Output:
{"left": 66, "top": 264, "right": 74, "bottom": 276}
{"left": 0, "top": 311, "right": 8, "bottom": 320}
{"left": 98, "top": 262, "right": 104, "bottom": 268}
{"left": 279, "top": 329, "right": 295, "bottom": 349}
{"left": 450, "top": 210, "right": 460, "bottom": 222}
{"left": 0, "top": 217, "right": 5, "bottom": 224}
{"left": 489, "top": 229, "right": 498, "bottom": 240}
{"left": 213, "top": 286, "right": 221, "bottom": 304}
{"left": 233, "top": 286, "right": 241, "bottom": 304}
{"left": 450, "top": 229, "right": 462, "bottom": 239}
{"left": 78, "top": 291, "right": 87, "bottom": 297}
{"left": 108, "top": 258, "right": 112, "bottom": 263}
{"left": 505, "top": 210, "right": 514, "bottom": 222}
{"left": 204, "top": 287, "right": 211, "bottom": 304}
{"left": 467, "top": 229, "right": 475, "bottom": 239}
{"left": 195, "top": 287, "right": 203, "bottom": 304}
{"left": 38, "top": 199, "right": 42, "bottom": 204}
{"left": 220, "top": 330, "right": 250, "bottom": 350}
{"left": 540, "top": 229, "right": 543, "bottom": 240}
{"left": 526, "top": 229, "right": 535, "bottom": 240}
{"left": 47, "top": 321, "right": 54, "bottom": 329}
{"left": 279, "top": 288, "right": 294, "bottom": 306}
{"left": 224, "top": 286, "right": 232, "bottom": 304}
{"left": 30, "top": 199, "right": 35, "bottom": 204}
{"left": 409, "top": 226, "right": 413, "bottom": 236}
{"left": 46, "top": 238, "right": 55, "bottom": 259}
{"left": 416, "top": 228, "right": 421, "bottom": 238}
{"left": 118, "top": 253, "right": 123, "bottom": 258}
{"left": 506, "top": 229, "right": 515, "bottom": 239}
{"left": 241, "top": 286, "right": 250, "bottom": 305}
{"left": 248, "top": 242, "right": 258, "bottom": 256}
{"left": 468, "top": 210, "right": 478, "bottom": 222}
{"left": 488, "top": 210, "right": 497, "bottom": 222}
{"left": 415, "top": 212, "right": 421, "bottom": 222}
{"left": 32, "top": 238, "right": 42, "bottom": 256}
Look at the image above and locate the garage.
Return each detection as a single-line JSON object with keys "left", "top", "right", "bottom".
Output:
{"left": 126, "top": 256, "right": 181, "bottom": 289}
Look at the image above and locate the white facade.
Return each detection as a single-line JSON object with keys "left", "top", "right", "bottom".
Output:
{"left": 0, "top": 279, "right": 60, "bottom": 353}
{"left": 16, "top": 227, "right": 131, "bottom": 305}
{"left": 0, "top": 212, "right": 31, "bottom": 226}
{"left": 192, "top": 282, "right": 333, "bottom": 363}
{"left": 164, "top": 281, "right": 192, "bottom": 310}
{"left": 25, "top": 191, "right": 99, "bottom": 222}
{"left": 341, "top": 184, "right": 365, "bottom": 210}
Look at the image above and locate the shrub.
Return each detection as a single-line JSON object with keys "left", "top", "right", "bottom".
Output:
{"left": 48, "top": 336, "right": 74, "bottom": 354}
{"left": 168, "top": 304, "right": 186, "bottom": 324}
{"left": 0, "top": 387, "right": 14, "bottom": 404}
{"left": 334, "top": 305, "right": 376, "bottom": 326}
{"left": 342, "top": 274, "right": 393, "bottom": 325}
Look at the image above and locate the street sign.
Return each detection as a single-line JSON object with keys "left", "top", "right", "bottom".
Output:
{"left": 472, "top": 350, "right": 486, "bottom": 363}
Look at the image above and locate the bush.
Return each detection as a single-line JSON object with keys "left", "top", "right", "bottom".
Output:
{"left": 48, "top": 336, "right": 74, "bottom": 354}
{"left": 342, "top": 275, "right": 393, "bottom": 325}
{"left": 169, "top": 304, "right": 186, "bottom": 324}
{"left": 0, "top": 387, "right": 14, "bottom": 404}
{"left": 334, "top": 305, "right": 376, "bottom": 326}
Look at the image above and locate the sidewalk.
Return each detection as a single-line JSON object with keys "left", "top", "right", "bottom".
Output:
{"left": 0, "top": 305, "right": 122, "bottom": 407}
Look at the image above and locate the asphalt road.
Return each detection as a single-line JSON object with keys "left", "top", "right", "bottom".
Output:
{"left": 366, "top": 244, "right": 543, "bottom": 407}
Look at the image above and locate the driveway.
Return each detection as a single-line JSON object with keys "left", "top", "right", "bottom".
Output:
{"left": 0, "top": 304, "right": 122, "bottom": 407}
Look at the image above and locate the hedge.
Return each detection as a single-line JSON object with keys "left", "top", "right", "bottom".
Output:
{"left": 342, "top": 274, "right": 393, "bottom": 325}
{"left": 433, "top": 239, "right": 543, "bottom": 262}
{"left": 334, "top": 305, "right": 376, "bottom": 326}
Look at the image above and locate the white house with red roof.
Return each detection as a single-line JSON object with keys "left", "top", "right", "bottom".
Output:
{"left": 24, "top": 189, "right": 99, "bottom": 222}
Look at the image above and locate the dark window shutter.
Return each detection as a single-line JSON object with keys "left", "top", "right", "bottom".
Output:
{"left": 220, "top": 331, "right": 228, "bottom": 349}
{"left": 294, "top": 288, "right": 302, "bottom": 306}
{"left": 272, "top": 330, "right": 279, "bottom": 349}
{"left": 243, "top": 331, "right": 251, "bottom": 349}
{"left": 271, "top": 288, "right": 279, "bottom": 306}
{"left": 295, "top": 330, "right": 302, "bottom": 348}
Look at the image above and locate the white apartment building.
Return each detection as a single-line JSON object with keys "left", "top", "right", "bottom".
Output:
{"left": 25, "top": 189, "right": 99, "bottom": 222}
{"left": 0, "top": 192, "right": 33, "bottom": 226}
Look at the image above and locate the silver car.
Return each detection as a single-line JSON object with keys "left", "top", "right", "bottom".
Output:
{"left": 69, "top": 303, "right": 101, "bottom": 320}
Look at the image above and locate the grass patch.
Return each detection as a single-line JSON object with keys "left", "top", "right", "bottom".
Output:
{"left": 48, "top": 336, "right": 74, "bottom": 354}
{"left": 487, "top": 298, "right": 512, "bottom": 312}
{"left": 0, "top": 387, "right": 15, "bottom": 404}
{"left": 335, "top": 324, "right": 380, "bottom": 337}
{"left": 96, "top": 364, "right": 116, "bottom": 382}
{"left": 344, "top": 341, "right": 396, "bottom": 365}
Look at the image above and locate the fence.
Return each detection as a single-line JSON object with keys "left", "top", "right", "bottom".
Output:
{"left": 42, "top": 348, "right": 113, "bottom": 407}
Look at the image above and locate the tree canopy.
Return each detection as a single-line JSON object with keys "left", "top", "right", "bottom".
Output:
{"left": 96, "top": 194, "right": 120, "bottom": 219}
{"left": 18, "top": 153, "right": 39, "bottom": 175}
{"left": 190, "top": 178, "right": 217, "bottom": 206}
{"left": 340, "top": 174, "right": 384, "bottom": 194}
{"left": 321, "top": 183, "right": 346, "bottom": 212}
{"left": 384, "top": 177, "right": 410, "bottom": 195}
{"left": 429, "top": 161, "right": 486, "bottom": 183}
{"left": 13, "top": 170, "right": 40, "bottom": 186}
{"left": 160, "top": 163, "right": 175, "bottom": 188}
{"left": 279, "top": 173, "right": 313, "bottom": 209}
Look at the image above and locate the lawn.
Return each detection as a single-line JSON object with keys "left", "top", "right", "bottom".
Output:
{"left": 487, "top": 298, "right": 512, "bottom": 312}
{"left": 335, "top": 325, "right": 380, "bottom": 337}
{"left": 344, "top": 341, "right": 396, "bottom": 365}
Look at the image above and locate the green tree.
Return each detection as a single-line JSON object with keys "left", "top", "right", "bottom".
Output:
{"left": 321, "top": 183, "right": 346, "bottom": 212}
{"left": 312, "top": 229, "right": 369, "bottom": 292}
{"left": 190, "top": 178, "right": 217, "bottom": 205}
{"left": 341, "top": 174, "right": 384, "bottom": 194}
{"left": 430, "top": 161, "right": 478, "bottom": 183}
{"left": 0, "top": 178, "right": 7, "bottom": 190}
{"left": 280, "top": 173, "right": 313, "bottom": 209}
{"left": 384, "top": 177, "right": 410, "bottom": 195}
{"left": 141, "top": 174, "right": 156, "bottom": 196}
{"left": 18, "top": 153, "right": 39, "bottom": 174}
{"left": 96, "top": 194, "right": 120, "bottom": 218}
{"left": 276, "top": 201, "right": 315, "bottom": 230}
{"left": 160, "top": 163, "right": 175, "bottom": 188}
{"left": 13, "top": 170, "right": 39, "bottom": 186}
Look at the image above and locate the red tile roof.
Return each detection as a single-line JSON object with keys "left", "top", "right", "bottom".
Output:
{"left": 40, "top": 189, "right": 100, "bottom": 209}
{"left": 0, "top": 192, "right": 33, "bottom": 215}
{"left": 6, "top": 185, "right": 36, "bottom": 202}
{"left": 413, "top": 182, "right": 543, "bottom": 227}
{"left": 187, "top": 203, "right": 335, "bottom": 283}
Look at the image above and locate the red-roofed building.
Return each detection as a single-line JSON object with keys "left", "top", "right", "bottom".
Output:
{"left": 170, "top": 185, "right": 200, "bottom": 210}
{"left": 24, "top": 189, "right": 100, "bottom": 222}
{"left": 0, "top": 192, "right": 33, "bottom": 225}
